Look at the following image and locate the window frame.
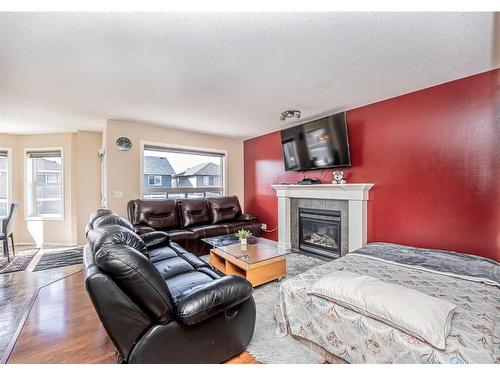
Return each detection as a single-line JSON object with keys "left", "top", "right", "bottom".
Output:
{"left": 0, "top": 147, "right": 12, "bottom": 218}
{"left": 140, "top": 141, "right": 227, "bottom": 200}
{"left": 24, "top": 147, "right": 65, "bottom": 221}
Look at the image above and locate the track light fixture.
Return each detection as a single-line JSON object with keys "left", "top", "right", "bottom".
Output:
{"left": 280, "top": 110, "right": 301, "bottom": 121}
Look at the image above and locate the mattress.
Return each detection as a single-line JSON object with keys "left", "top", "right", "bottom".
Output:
{"left": 274, "top": 243, "right": 500, "bottom": 364}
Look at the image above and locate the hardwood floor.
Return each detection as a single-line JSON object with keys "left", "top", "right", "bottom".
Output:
{"left": 226, "top": 352, "right": 259, "bottom": 364}
{"left": 6, "top": 271, "right": 259, "bottom": 364}
{"left": 7, "top": 271, "right": 116, "bottom": 364}
{"left": 0, "top": 246, "right": 83, "bottom": 362}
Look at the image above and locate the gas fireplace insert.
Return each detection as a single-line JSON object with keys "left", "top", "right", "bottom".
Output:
{"left": 299, "top": 207, "right": 341, "bottom": 258}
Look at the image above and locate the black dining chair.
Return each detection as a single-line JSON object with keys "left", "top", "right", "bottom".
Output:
{"left": 1, "top": 203, "right": 18, "bottom": 262}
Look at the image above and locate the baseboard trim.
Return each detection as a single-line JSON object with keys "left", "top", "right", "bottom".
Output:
{"left": 15, "top": 242, "right": 37, "bottom": 246}
{"left": 15, "top": 242, "right": 77, "bottom": 248}
{"left": 42, "top": 242, "right": 78, "bottom": 247}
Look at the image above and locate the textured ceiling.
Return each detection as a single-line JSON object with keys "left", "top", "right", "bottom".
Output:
{"left": 0, "top": 12, "right": 498, "bottom": 139}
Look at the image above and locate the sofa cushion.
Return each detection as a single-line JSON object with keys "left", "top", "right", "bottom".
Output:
{"left": 165, "top": 231, "right": 200, "bottom": 255}
{"left": 154, "top": 257, "right": 195, "bottom": 279}
{"left": 128, "top": 199, "right": 180, "bottom": 231}
{"left": 87, "top": 224, "right": 149, "bottom": 258}
{"left": 188, "top": 224, "right": 229, "bottom": 239}
{"left": 178, "top": 252, "right": 212, "bottom": 270}
{"left": 148, "top": 246, "right": 179, "bottom": 263}
{"left": 165, "top": 271, "right": 216, "bottom": 302}
{"left": 166, "top": 229, "right": 196, "bottom": 241}
{"left": 167, "top": 240, "right": 190, "bottom": 255}
{"left": 207, "top": 196, "right": 242, "bottom": 224}
{"left": 222, "top": 220, "right": 261, "bottom": 235}
{"left": 95, "top": 243, "right": 174, "bottom": 324}
{"left": 134, "top": 225, "right": 156, "bottom": 234}
{"left": 198, "top": 267, "right": 223, "bottom": 279}
{"left": 178, "top": 199, "right": 211, "bottom": 228}
{"left": 236, "top": 213, "right": 257, "bottom": 221}
{"left": 140, "top": 231, "right": 170, "bottom": 250}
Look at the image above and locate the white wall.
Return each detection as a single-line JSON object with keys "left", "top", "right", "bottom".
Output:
{"left": 104, "top": 120, "right": 244, "bottom": 218}
{"left": 0, "top": 131, "right": 102, "bottom": 246}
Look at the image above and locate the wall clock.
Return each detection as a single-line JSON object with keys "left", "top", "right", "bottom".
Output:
{"left": 116, "top": 137, "right": 132, "bottom": 151}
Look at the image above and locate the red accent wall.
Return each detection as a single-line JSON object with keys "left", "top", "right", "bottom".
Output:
{"left": 244, "top": 69, "right": 500, "bottom": 261}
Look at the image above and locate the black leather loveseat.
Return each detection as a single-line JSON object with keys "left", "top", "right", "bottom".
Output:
{"left": 84, "top": 208, "right": 256, "bottom": 364}
{"left": 127, "top": 196, "right": 261, "bottom": 256}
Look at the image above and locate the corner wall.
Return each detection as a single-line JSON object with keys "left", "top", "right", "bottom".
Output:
{"left": 75, "top": 131, "right": 102, "bottom": 244}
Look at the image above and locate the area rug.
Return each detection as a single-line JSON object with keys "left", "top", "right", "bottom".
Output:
{"left": 33, "top": 247, "right": 83, "bottom": 272}
{"left": 202, "top": 252, "right": 328, "bottom": 363}
{"left": 0, "top": 250, "right": 38, "bottom": 274}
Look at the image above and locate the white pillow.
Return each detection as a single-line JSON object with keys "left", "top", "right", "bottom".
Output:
{"left": 309, "top": 271, "right": 457, "bottom": 349}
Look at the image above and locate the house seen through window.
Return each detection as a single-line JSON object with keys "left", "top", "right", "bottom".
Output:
{"left": 143, "top": 146, "right": 224, "bottom": 199}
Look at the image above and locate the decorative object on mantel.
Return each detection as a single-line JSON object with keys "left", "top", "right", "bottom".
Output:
{"left": 332, "top": 170, "right": 347, "bottom": 184}
{"left": 115, "top": 136, "right": 132, "bottom": 151}
{"left": 297, "top": 176, "right": 321, "bottom": 185}
{"left": 235, "top": 229, "right": 253, "bottom": 246}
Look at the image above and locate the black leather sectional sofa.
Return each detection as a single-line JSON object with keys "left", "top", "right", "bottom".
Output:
{"left": 127, "top": 196, "right": 261, "bottom": 255}
{"left": 83, "top": 208, "right": 256, "bottom": 363}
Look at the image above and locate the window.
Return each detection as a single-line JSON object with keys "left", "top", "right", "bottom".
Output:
{"left": 26, "top": 149, "right": 63, "bottom": 219}
{"left": 0, "top": 150, "right": 10, "bottom": 217}
{"left": 46, "top": 173, "right": 60, "bottom": 183}
{"left": 148, "top": 175, "right": 162, "bottom": 186}
{"left": 202, "top": 176, "right": 215, "bottom": 186}
{"left": 143, "top": 145, "right": 225, "bottom": 199}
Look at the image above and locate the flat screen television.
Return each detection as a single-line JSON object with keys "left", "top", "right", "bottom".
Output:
{"left": 280, "top": 112, "right": 351, "bottom": 171}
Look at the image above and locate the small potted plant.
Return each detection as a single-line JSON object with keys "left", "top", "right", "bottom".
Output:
{"left": 235, "top": 229, "right": 253, "bottom": 245}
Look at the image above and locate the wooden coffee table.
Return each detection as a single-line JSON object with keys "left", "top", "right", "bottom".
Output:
{"left": 203, "top": 235, "right": 289, "bottom": 287}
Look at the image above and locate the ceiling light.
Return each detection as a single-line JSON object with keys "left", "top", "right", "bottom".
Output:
{"left": 280, "top": 110, "right": 301, "bottom": 121}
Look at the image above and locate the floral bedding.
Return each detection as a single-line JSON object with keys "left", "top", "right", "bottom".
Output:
{"left": 275, "top": 243, "right": 500, "bottom": 363}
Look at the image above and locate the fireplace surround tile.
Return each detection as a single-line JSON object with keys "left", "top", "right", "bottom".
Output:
{"left": 272, "top": 184, "right": 374, "bottom": 253}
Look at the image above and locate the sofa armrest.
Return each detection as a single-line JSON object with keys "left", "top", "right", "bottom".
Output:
{"left": 237, "top": 213, "right": 257, "bottom": 222}
{"left": 140, "top": 231, "right": 170, "bottom": 249}
{"left": 175, "top": 276, "right": 253, "bottom": 326}
{"left": 134, "top": 225, "right": 155, "bottom": 235}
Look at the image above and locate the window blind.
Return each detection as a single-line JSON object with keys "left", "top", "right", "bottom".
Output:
{"left": 144, "top": 145, "right": 224, "bottom": 158}
{"left": 26, "top": 150, "right": 62, "bottom": 158}
{"left": 0, "top": 151, "right": 8, "bottom": 157}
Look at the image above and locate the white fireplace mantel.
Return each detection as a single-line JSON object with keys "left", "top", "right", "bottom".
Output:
{"left": 272, "top": 183, "right": 374, "bottom": 253}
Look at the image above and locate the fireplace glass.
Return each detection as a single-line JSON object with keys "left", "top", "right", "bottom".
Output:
{"left": 299, "top": 207, "right": 341, "bottom": 258}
